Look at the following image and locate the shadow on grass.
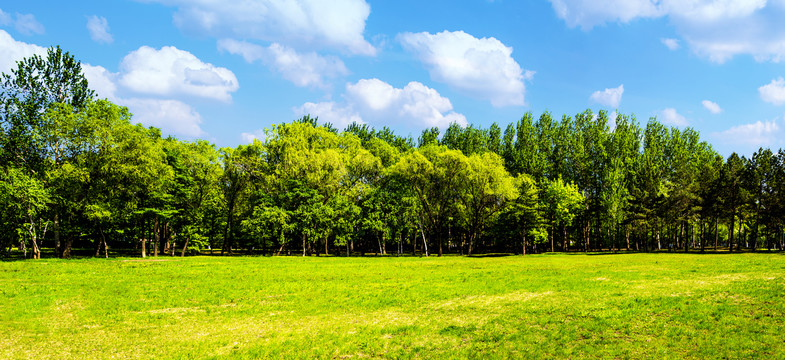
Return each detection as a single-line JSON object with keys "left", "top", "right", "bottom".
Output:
{"left": 3, "top": 247, "right": 783, "bottom": 261}
{"left": 465, "top": 253, "right": 514, "bottom": 258}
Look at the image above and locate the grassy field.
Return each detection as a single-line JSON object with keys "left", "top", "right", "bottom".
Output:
{"left": 1, "top": 253, "right": 784, "bottom": 359}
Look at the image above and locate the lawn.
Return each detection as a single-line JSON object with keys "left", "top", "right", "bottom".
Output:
{"left": 1, "top": 253, "right": 784, "bottom": 359}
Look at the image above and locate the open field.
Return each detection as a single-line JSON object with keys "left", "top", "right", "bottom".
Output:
{"left": 1, "top": 253, "right": 784, "bottom": 359}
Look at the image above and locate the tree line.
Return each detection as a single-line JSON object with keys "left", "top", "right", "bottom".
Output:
{"left": 2, "top": 47, "right": 785, "bottom": 259}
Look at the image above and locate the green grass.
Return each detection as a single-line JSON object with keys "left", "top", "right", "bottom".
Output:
{"left": 1, "top": 253, "right": 784, "bottom": 359}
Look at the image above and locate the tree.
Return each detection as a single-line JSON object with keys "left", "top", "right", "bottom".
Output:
{"left": 541, "top": 177, "right": 585, "bottom": 252}
{"left": 1, "top": 46, "right": 93, "bottom": 167}
{"left": 1, "top": 46, "right": 95, "bottom": 258}
{"left": 721, "top": 153, "right": 747, "bottom": 252}
{"left": 392, "top": 145, "right": 470, "bottom": 256}
{"left": 461, "top": 152, "right": 517, "bottom": 255}
{"left": 498, "top": 174, "right": 545, "bottom": 255}
{"left": 0, "top": 167, "right": 50, "bottom": 258}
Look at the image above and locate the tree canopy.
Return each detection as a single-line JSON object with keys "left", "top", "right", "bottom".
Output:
{"left": 4, "top": 47, "right": 785, "bottom": 259}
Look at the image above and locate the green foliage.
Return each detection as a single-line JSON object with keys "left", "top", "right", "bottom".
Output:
{"left": 6, "top": 47, "right": 785, "bottom": 259}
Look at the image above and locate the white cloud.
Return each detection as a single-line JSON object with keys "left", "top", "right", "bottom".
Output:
{"left": 82, "top": 64, "right": 118, "bottom": 100}
{"left": 759, "top": 77, "right": 785, "bottom": 105}
{"left": 0, "top": 9, "right": 11, "bottom": 26}
{"left": 548, "top": 0, "right": 785, "bottom": 63}
{"left": 661, "top": 38, "right": 680, "bottom": 50}
{"left": 124, "top": 98, "right": 205, "bottom": 138}
{"left": 296, "top": 78, "right": 466, "bottom": 130}
{"left": 0, "top": 29, "right": 46, "bottom": 74}
{"left": 662, "top": 1, "right": 767, "bottom": 23}
{"left": 87, "top": 15, "right": 113, "bottom": 44}
{"left": 0, "top": 31, "right": 210, "bottom": 139}
{"left": 119, "top": 46, "right": 239, "bottom": 102}
{"left": 218, "top": 39, "right": 348, "bottom": 88}
{"left": 590, "top": 84, "right": 624, "bottom": 108}
{"left": 240, "top": 129, "right": 267, "bottom": 144}
{"left": 266, "top": 43, "right": 348, "bottom": 88}
{"left": 14, "top": 13, "right": 44, "bottom": 35}
{"left": 399, "top": 30, "right": 530, "bottom": 107}
{"left": 82, "top": 63, "right": 207, "bottom": 138}
{"left": 145, "top": 0, "right": 375, "bottom": 56}
{"left": 297, "top": 101, "right": 363, "bottom": 130}
{"left": 660, "top": 108, "right": 688, "bottom": 126}
{"left": 702, "top": 100, "right": 723, "bottom": 114}
{"left": 217, "top": 39, "right": 266, "bottom": 63}
{"left": 548, "top": 0, "right": 662, "bottom": 30}
{"left": 714, "top": 117, "right": 782, "bottom": 147}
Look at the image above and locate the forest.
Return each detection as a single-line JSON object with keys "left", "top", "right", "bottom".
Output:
{"left": 3, "top": 47, "right": 785, "bottom": 260}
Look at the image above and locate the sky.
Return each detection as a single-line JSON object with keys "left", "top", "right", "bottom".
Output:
{"left": 2, "top": 0, "right": 785, "bottom": 157}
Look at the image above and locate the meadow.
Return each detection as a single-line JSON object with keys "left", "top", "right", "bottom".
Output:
{"left": 1, "top": 253, "right": 784, "bottom": 359}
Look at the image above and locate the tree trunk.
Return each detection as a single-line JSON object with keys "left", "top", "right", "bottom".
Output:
{"left": 181, "top": 235, "right": 190, "bottom": 257}
{"left": 729, "top": 216, "right": 735, "bottom": 252}
{"left": 154, "top": 217, "right": 160, "bottom": 257}
{"left": 170, "top": 231, "right": 176, "bottom": 256}
{"left": 656, "top": 229, "right": 661, "bottom": 251}
{"left": 95, "top": 227, "right": 106, "bottom": 258}
{"left": 683, "top": 222, "right": 688, "bottom": 253}
{"left": 550, "top": 224, "right": 555, "bottom": 253}
{"left": 54, "top": 214, "right": 61, "bottom": 258}
{"left": 522, "top": 232, "right": 526, "bottom": 256}
{"left": 418, "top": 221, "right": 429, "bottom": 257}
{"left": 625, "top": 227, "right": 630, "bottom": 251}
{"left": 28, "top": 222, "right": 40, "bottom": 260}
{"left": 714, "top": 217, "right": 719, "bottom": 251}
{"left": 437, "top": 230, "right": 443, "bottom": 257}
{"left": 141, "top": 238, "right": 147, "bottom": 258}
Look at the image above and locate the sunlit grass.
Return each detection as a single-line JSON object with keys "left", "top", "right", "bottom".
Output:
{"left": 1, "top": 253, "right": 783, "bottom": 359}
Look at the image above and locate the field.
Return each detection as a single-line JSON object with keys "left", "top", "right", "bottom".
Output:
{"left": 1, "top": 253, "right": 784, "bottom": 359}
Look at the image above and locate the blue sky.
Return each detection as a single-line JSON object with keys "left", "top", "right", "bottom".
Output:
{"left": 2, "top": 0, "right": 785, "bottom": 157}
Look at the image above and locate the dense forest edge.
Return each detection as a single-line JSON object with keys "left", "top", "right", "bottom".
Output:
{"left": 2, "top": 47, "right": 784, "bottom": 260}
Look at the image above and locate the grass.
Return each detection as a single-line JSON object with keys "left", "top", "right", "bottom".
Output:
{"left": 1, "top": 252, "right": 784, "bottom": 359}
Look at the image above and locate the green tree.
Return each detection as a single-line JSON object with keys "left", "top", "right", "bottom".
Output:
{"left": 461, "top": 152, "right": 517, "bottom": 254}
{"left": 541, "top": 177, "right": 585, "bottom": 252}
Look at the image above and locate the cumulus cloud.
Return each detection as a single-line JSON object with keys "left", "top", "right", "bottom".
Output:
{"left": 124, "top": 98, "right": 205, "bottom": 138}
{"left": 297, "top": 101, "right": 364, "bottom": 130}
{"left": 82, "top": 64, "right": 118, "bottom": 100}
{"left": 661, "top": 38, "right": 680, "bottom": 50}
{"left": 82, "top": 63, "right": 207, "bottom": 138}
{"left": 87, "top": 16, "right": 113, "bottom": 44}
{"left": 219, "top": 39, "right": 348, "bottom": 88}
{"left": 0, "top": 31, "right": 214, "bottom": 139}
{"left": 702, "top": 100, "right": 723, "bottom": 114}
{"left": 548, "top": 0, "right": 785, "bottom": 63}
{"left": 14, "top": 13, "right": 45, "bottom": 35}
{"left": 399, "top": 30, "right": 530, "bottom": 107}
{"left": 296, "top": 78, "right": 466, "bottom": 130}
{"left": 240, "top": 129, "right": 268, "bottom": 144}
{"left": 118, "top": 46, "right": 239, "bottom": 102}
{"left": 144, "top": 0, "right": 375, "bottom": 55}
{"left": 660, "top": 108, "right": 688, "bottom": 126}
{"left": 714, "top": 117, "right": 782, "bottom": 147}
{"left": 549, "top": 0, "right": 662, "bottom": 30}
{"left": 590, "top": 84, "right": 624, "bottom": 108}
{"left": 217, "top": 39, "right": 266, "bottom": 63}
{"left": 0, "top": 29, "right": 46, "bottom": 74}
{"left": 759, "top": 77, "right": 785, "bottom": 105}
